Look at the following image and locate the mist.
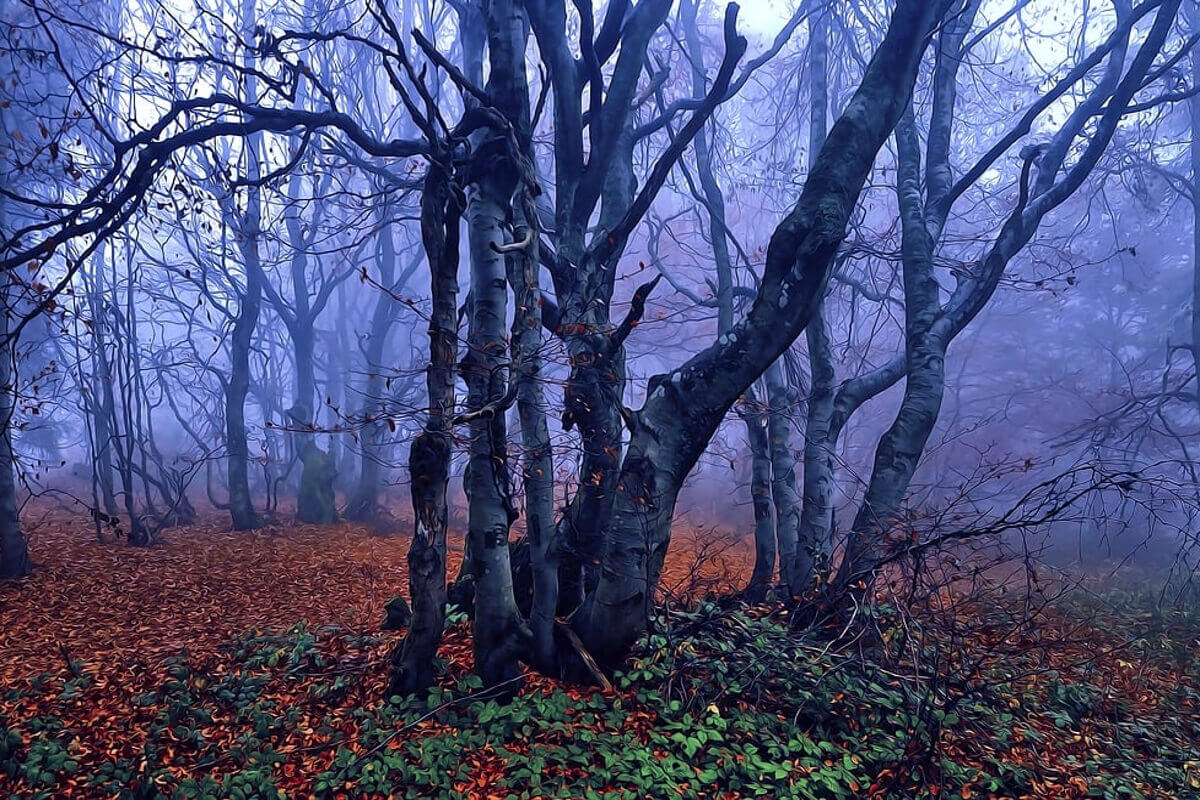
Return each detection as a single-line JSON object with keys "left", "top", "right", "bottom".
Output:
{"left": 2, "top": 0, "right": 1199, "bottom": 797}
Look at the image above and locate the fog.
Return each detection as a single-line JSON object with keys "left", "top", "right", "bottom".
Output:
{"left": 2, "top": 0, "right": 1199, "bottom": 685}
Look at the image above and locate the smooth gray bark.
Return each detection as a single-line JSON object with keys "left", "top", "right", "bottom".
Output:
{"left": 486, "top": 0, "right": 559, "bottom": 672}
{"left": 834, "top": 108, "right": 945, "bottom": 601}
{"left": 572, "top": 0, "right": 951, "bottom": 668}
{"left": 795, "top": 5, "right": 836, "bottom": 591}
{"left": 462, "top": 159, "right": 528, "bottom": 689}
{"left": 829, "top": 0, "right": 1177, "bottom": 607}
{"left": 458, "top": 4, "right": 541, "bottom": 683}
{"left": 797, "top": 310, "right": 835, "bottom": 585}
{"left": 508, "top": 195, "right": 557, "bottom": 669}
{"left": 764, "top": 360, "right": 801, "bottom": 592}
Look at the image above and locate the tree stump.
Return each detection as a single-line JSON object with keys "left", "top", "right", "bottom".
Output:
{"left": 297, "top": 442, "right": 338, "bottom": 524}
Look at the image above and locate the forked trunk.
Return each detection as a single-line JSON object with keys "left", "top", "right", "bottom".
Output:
{"left": 572, "top": 0, "right": 947, "bottom": 669}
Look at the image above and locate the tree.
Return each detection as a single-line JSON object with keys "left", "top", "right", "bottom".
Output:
{"left": 4, "top": 0, "right": 1195, "bottom": 696}
{"left": 827, "top": 0, "right": 1186, "bottom": 614}
{"left": 571, "top": 0, "right": 951, "bottom": 668}
{"left": 0, "top": 267, "right": 29, "bottom": 578}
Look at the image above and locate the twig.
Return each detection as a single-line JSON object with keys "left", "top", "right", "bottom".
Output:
{"left": 560, "top": 623, "right": 614, "bottom": 692}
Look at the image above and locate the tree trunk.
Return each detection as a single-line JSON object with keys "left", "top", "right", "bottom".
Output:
{"left": 0, "top": 272, "right": 28, "bottom": 579}
{"left": 796, "top": 311, "right": 836, "bottom": 586}
{"left": 226, "top": 201, "right": 262, "bottom": 531}
{"left": 346, "top": 219, "right": 400, "bottom": 522}
{"left": 738, "top": 388, "right": 775, "bottom": 601}
{"left": 680, "top": 0, "right": 776, "bottom": 599}
{"left": 297, "top": 441, "right": 338, "bottom": 523}
{"left": 794, "top": 4, "right": 835, "bottom": 592}
{"left": 84, "top": 251, "right": 120, "bottom": 520}
{"left": 288, "top": 271, "right": 330, "bottom": 523}
{"left": 474, "top": 0, "right": 556, "bottom": 672}
{"left": 554, "top": 130, "right": 633, "bottom": 613}
{"left": 523, "top": 0, "right": 673, "bottom": 618}
{"left": 226, "top": 263, "right": 261, "bottom": 531}
{"left": 290, "top": 324, "right": 316, "bottom": 426}
{"left": 389, "top": 166, "right": 461, "bottom": 696}
{"left": 92, "top": 339, "right": 120, "bottom": 519}
{"left": 461, "top": 150, "right": 528, "bottom": 691}
{"left": 764, "top": 360, "right": 801, "bottom": 593}
{"left": 571, "top": 0, "right": 947, "bottom": 669}
{"left": 225, "top": 0, "right": 262, "bottom": 532}
{"left": 831, "top": 110, "right": 944, "bottom": 603}
{"left": 114, "top": 242, "right": 150, "bottom": 546}
{"left": 507, "top": 196, "right": 557, "bottom": 669}
{"left": 390, "top": 430, "right": 450, "bottom": 695}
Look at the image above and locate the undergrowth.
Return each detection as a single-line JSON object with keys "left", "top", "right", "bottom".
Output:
{"left": 1, "top": 589, "right": 1197, "bottom": 799}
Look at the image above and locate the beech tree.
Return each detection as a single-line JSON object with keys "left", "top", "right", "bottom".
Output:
{"left": 825, "top": 0, "right": 1186, "bottom": 612}
{"left": 2, "top": 0, "right": 1195, "bottom": 693}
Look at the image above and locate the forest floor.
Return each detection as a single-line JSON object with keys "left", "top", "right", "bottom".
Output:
{"left": 1, "top": 506, "right": 1198, "bottom": 799}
